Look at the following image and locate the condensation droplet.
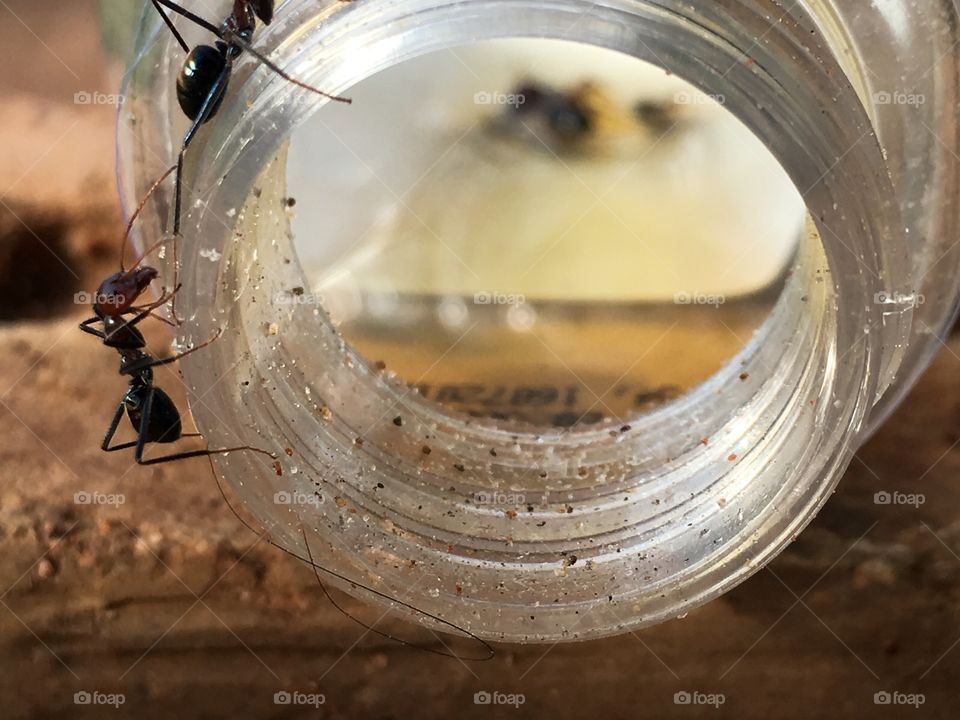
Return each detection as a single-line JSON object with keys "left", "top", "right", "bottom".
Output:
{"left": 437, "top": 296, "right": 469, "bottom": 329}
{"left": 507, "top": 302, "right": 537, "bottom": 331}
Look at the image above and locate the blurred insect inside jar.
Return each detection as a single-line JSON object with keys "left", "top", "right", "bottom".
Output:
{"left": 487, "top": 80, "right": 684, "bottom": 157}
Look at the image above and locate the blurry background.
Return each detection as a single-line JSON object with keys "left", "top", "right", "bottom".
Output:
{"left": 1, "top": 1, "right": 959, "bottom": 718}
{"left": 286, "top": 37, "right": 806, "bottom": 425}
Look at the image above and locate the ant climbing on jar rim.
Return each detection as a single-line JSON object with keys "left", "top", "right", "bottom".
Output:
{"left": 76, "top": 165, "right": 494, "bottom": 661}
{"left": 79, "top": 166, "right": 277, "bottom": 466}
{"left": 148, "top": 0, "right": 352, "bottom": 236}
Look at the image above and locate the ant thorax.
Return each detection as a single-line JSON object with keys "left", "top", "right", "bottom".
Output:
{"left": 119, "top": 350, "right": 154, "bottom": 380}
{"left": 223, "top": 2, "right": 257, "bottom": 39}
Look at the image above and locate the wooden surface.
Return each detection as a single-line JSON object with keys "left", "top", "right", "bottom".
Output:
{"left": 2, "top": 2, "right": 960, "bottom": 718}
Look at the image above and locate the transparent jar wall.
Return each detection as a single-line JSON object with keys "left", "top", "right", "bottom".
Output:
{"left": 115, "top": 0, "right": 960, "bottom": 643}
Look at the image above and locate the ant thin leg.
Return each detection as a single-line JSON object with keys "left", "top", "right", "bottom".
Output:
{"left": 128, "top": 309, "right": 178, "bottom": 329}
{"left": 116, "top": 396, "right": 274, "bottom": 464}
{"left": 81, "top": 297, "right": 174, "bottom": 341}
{"left": 102, "top": 439, "right": 143, "bottom": 453}
{"left": 100, "top": 400, "right": 128, "bottom": 451}
{"left": 142, "top": 328, "right": 222, "bottom": 370}
{"left": 131, "top": 387, "right": 157, "bottom": 463}
{"left": 103, "top": 429, "right": 194, "bottom": 455}
{"left": 171, "top": 233, "right": 184, "bottom": 325}
{"left": 120, "top": 326, "right": 220, "bottom": 378}
{"left": 173, "top": 60, "right": 233, "bottom": 236}
{"left": 121, "top": 164, "right": 178, "bottom": 270}
{"left": 136, "top": 444, "right": 276, "bottom": 466}
{"left": 82, "top": 300, "right": 172, "bottom": 343}
{"left": 79, "top": 317, "right": 106, "bottom": 339}
{"left": 125, "top": 233, "right": 177, "bottom": 277}
{"left": 125, "top": 393, "right": 275, "bottom": 465}
{"left": 132, "top": 285, "right": 180, "bottom": 317}
{"left": 99, "top": 287, "right": 181, "bottom": 344}
{"left": 151, "top": 0, "right": 220, "bottom": 36}
{"left": 150, "top": 0, "right": 190, "bottom": 53}
{"left": 225, "top": 32, "right": 352, "bottom": 104}
{"left": 128, "top": 283, "right": 183, "bottom": 327}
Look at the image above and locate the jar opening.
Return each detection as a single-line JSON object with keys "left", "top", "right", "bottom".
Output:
{"left": 120, "top": 0, "right": 911, "bottom": 642}
{"left": 286, "top": 39, "right": 806, "bottom": 431}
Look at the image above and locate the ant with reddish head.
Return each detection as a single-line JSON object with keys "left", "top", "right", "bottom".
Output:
{"left": 148, "top": 0, "right": 352, "bottom": 235}
{"left": 77, "top": 171, "right": 493, "bottom": 660}
{"left": 79, "top": 166, "right": 276, "bottom": 465}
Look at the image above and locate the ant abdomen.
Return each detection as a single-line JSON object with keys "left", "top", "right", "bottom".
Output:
{"left": 125, "top": 385, "right": 184, "bottom": 444}
{"left": 177, "top": 45, "right": 229, "bottom": 122}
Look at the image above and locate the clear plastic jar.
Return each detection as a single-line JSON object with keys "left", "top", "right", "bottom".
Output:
{"left": 115, "top": 0, "right": 960, "bottom": 642}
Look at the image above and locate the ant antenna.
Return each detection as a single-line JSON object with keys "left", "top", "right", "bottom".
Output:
{"left": 226, "top": 33, "right": 352, "bottom": 104}
{"left": 121, "top": 165, "right": 178, "bottom": 271}
{"left": 296, "top": 524, "right": 488, "bottom": 660}
{"left": 207, "top": 457, "right": 495, "bottom": 661}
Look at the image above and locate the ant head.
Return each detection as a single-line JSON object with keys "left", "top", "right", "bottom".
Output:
{"left": 95, "top": 267, "right": 159, "bottom": 316}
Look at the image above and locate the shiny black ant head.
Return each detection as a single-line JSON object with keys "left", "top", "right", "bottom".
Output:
{"left": 249, "top": 0, "right": 274, "bottom": 25}
{"left": 177, "top": 45, "right": 229, "bottom": 122}
{"left": 95, "top": 267, "right": 159, "bottom": 317}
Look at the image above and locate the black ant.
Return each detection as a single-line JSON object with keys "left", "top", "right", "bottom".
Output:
{"left": 148, "top": 0, "right": 352, "bottom": 236}
{"left": 79, "top": 167, "right": 276, "bottom": 466}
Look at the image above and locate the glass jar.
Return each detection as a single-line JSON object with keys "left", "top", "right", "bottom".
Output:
{"left": 114, "top": 0, "right": 960, "bottom": 642}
